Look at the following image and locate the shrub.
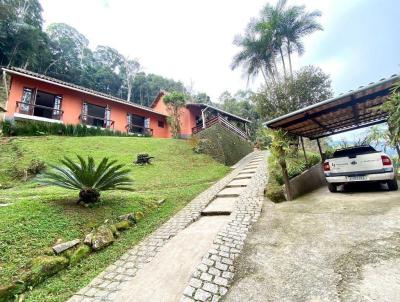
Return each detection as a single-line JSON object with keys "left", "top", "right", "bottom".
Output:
{"left": 1, "top": 120, "right": 132, "bottom": 137}
{"left": 266, "top": 179, "right": 286, "bottom": 203}
{"left": 39, "top": 156, "right": 133, "bottom": 204}
{"left": 27, "top": 159, "right": 46, "bottom": 176}
{"left": 195, "top": 124, "right": 253, "bottom": 165}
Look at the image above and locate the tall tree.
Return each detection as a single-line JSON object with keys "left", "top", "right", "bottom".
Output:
{"left": 0, "top": 0, "right": 48, "bottom": 69}
{"left": 232, "top": 0, "right": 322, "bottom": 82}
{"left": 254, "top": 65, "right": 332, "bottom": 120}
{"left": 122, "top": 58, "right": 140, "bottom": 102}
{"left": 163, "top": 91, "right": 187, "bottom": 138}
{"left": 45, "top": 23, "right": 90, "bottom": 83}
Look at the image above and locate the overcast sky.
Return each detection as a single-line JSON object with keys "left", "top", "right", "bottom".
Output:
{"left": 39, "top": 0, "right": 400, "bottom": 141}
{"left": 40, "top": 0, "right": 400, "bottom": 102}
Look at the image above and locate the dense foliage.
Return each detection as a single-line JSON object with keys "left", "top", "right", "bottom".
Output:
{"left": 218, "top": 90, "right": 260, "bottom": 140}
{"left": 254, "top": 66, "right": 332, "bottom": 120}
{"left": 0, "top": 119, "right": 152, "bottom": 137}
{"left": 267, "top": 149, "right": 320, "bottom": 202}
{"left": 40, "top": 156, "right": 133, "bottom": 204}
{"left": 381, "top": 82, "right": 400, "bottom": 157}
{"left": 195, "top": 124, "right": 253, "bottom": 165}
{"left": 0, "top": 1, "right": 186, "bottom": 106}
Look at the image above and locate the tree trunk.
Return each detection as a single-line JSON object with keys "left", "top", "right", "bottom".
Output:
{"left": 279, "top": 158, "right": 292, "bottom": 201}
{"left": 260, "top": 68, "right": 268, "bottom": 84}
{"left": 287, "top": 41, "right": 293, "bottom": 79}
{"left": 79, "top": 189, "right": 100, "bottom": 204}
{"left": 396, "top": 144, "right": 400, "bottom": 159}
{"left": 279, "top": 46, "right": 287, "bottom": 79}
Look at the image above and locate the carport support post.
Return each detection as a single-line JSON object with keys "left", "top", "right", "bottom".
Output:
{"left": 300, "top": 136, "right": 308, "bottom": 165}
{"left": 316, "top": 138, "right": 324, "bottom": 162}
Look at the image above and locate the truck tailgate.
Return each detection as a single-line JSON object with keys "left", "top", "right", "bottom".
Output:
{"left": 330, "top": 153, "right": 383, "bottom": 174}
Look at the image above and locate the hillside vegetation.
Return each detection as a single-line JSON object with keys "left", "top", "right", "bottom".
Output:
{"left": 0, "top": 136, "right": 230, "bottom": 301}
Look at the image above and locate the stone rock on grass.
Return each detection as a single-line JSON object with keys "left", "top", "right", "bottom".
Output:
{"left": 114, "top": 220, "right": 132, "bottom": 231}
{"left": 0, "top": 283, "right": 25, "bottom": 302}
{"left": 118, "top": 213, "right": 136, "bottom": 223}
{"left": 70, "top": 245, "right": 91, "bottom": 266}
{"left": 21, "top": 255, "right": 69, "bottom": 287}
{"left": 52, "top": 239, "right": 80, "bottom": 254}
{"left": 135, "top": 211, "right": 144, "bottom": 222}
{"left": 84, "top": 230, "right": 94, "bottom": 245}
{"left": 91, "top": 225, "right": 114, "bottom": 251}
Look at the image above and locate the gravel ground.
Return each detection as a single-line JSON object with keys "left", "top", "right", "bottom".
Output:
{"left": 225, "top": 182, "right": 400, "bottom": 302}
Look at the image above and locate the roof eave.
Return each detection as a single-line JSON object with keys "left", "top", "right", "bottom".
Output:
{"left": 3, "top": 67, "right": 167, "bottom": 117}
{"left": 186, "top": 103, "right": 251, "bottom": 123}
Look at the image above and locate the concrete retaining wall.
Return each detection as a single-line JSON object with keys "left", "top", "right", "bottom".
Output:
{"left": 289, "top": 163, "right": 327, "bottom": 199}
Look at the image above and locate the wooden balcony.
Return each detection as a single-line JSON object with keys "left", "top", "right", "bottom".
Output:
{"left": 16, "top": 101, "right": 63, "bottom": 120}
{"left": 79, "top": 114, "right": 115, "bottom": 129}
{"left": 192, "top": 115, "right": 249, "bottom": 140}
{"left": 126, "top": 124, "right": 153, "bottom": 136}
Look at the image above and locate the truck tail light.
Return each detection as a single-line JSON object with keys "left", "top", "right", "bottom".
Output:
{"left": 381, "top": 155, "right": 392, "bottom": 166}
{"left": 323, "top": 161, "right": 330, "bottom": 171}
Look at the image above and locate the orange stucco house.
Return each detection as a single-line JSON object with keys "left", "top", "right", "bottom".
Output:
{"left": 2, "top": 67, "right": 250, "bottom": 139}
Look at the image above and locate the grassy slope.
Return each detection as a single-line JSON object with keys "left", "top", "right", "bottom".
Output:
{"left": 0, "top": 136, "right": 230, "bottom": 301}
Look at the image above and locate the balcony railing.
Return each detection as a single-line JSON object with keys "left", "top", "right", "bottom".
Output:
{"left": 79, "top": 114, "right": 115, "bottom": 129}
{"left": 192, "top": 115, "right": 249, "bottom": 140}
{"left": 16, "top": 101, "right": 63, "bottom": 120}
{"left": 126, "top": 124, "right": 153, "bottom": 136}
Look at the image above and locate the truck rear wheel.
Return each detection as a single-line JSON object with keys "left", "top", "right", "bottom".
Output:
{"left": 328, "top": 183, "right": 338, "bottom": 193}
{"left": 387, "top": 179, "right": 398, "bottom": 191}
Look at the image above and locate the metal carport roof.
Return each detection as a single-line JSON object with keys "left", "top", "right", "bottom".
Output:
{"left": 264, "top": 74, "right": 399, "bottom": 140}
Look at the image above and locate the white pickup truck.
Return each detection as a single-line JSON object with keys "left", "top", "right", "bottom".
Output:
{"left": 323, "top": 145, "right": 398, "bottom": 192}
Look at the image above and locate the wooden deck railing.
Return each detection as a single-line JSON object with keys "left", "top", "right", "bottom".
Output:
{"left": 192, "top": 116, "right": 248, "bottom": 140}
{"left": 79, "top": 114, "right": 115, "bottom": 129}
{"left": 125, "top": 124, "right": 153, "bottom": 136}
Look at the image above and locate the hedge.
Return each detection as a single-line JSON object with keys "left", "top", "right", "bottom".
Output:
{"left": 194, "top": 124, "right": 253, "bottom": 166}
{"left": 0, "top": 120, "right": 150, "bottom": 137}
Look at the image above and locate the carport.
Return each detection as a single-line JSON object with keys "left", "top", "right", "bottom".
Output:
{"left": 265, "top": 74, "right": 400, "bottom": 161}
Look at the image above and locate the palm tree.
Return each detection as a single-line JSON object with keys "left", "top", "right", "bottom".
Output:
{"left": 40, "top": 156, "right": 133, "bottom": 204}
{"left": 279, "top": 4, "right": 322, "bottom": 77}
{"left": 233, "top": 0, "right": 322, "bottom": 82}
{"left": 231, "top": 22, "right": 277, "bottom": 84}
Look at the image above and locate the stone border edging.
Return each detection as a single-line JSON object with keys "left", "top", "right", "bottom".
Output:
{"left": 180, "top": 152, "right": 268, "bottom": 302}
{"left": 67, "top": 152, "right": 265, "bottom": 302}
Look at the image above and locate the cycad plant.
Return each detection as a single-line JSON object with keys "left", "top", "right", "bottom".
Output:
{"left": 40, "top": 156, "right": 133, "bottom": 204}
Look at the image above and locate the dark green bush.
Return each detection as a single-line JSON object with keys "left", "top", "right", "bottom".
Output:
{"left": 0, "top": 119, "right": 138, "bottom": 138}
{"left": 195, "top": 124, "right": 253, "bottom": 165}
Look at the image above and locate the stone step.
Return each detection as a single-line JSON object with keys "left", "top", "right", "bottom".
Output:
{"left": 201, "top": 197, "right": 236, "bottom": 215}
{"left": 234, "top": 175, "right": 253, "bottom": 180}
{"left": 238, "top": 170, "right": 255, "bottom": 175}
{"left": 243, "top": 165, "right": 259, "bottom": 170}
{"left": 241, "top": 168, "right": 258, "bottom": 173}
{"left": 216, "top": 187, "right": 245, "bottom": 197}
{"left": 227, "top": 178, "right": 251, "bottom": 187}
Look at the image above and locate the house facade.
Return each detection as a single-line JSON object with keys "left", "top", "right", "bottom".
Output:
{"left": 2, "top": 67, "right": 250, "bottom": 139}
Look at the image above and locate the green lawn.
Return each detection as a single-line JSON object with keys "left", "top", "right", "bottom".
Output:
{"left": 0, "top": 136, "right": 230, "bottom": 301}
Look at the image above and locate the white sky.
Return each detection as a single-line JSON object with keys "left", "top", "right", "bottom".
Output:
{"left": 40, "top": 0, "right": 400, "bottom": 141}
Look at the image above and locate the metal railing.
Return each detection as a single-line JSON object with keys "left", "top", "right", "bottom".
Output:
{"left": 16, "top": 101, "right": 64, "bottom": 120}
{"left": 79, "top": 114, "right": 115, "bottom": 129}
{"left": 192, "top": 115, "right": 249, "bottom": 140}
{"left": 126, "top": 124, "right": 153, "bottom": 136}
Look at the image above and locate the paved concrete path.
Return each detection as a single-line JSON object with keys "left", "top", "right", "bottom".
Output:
{"left": 113, "top": 216, "right": 230, "bottom": 301}
{"left": 68, "top": 151, "right": 268, "bottom": 302}
{"left": 225, "top": 183, "right": 400, "bottom": 302}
